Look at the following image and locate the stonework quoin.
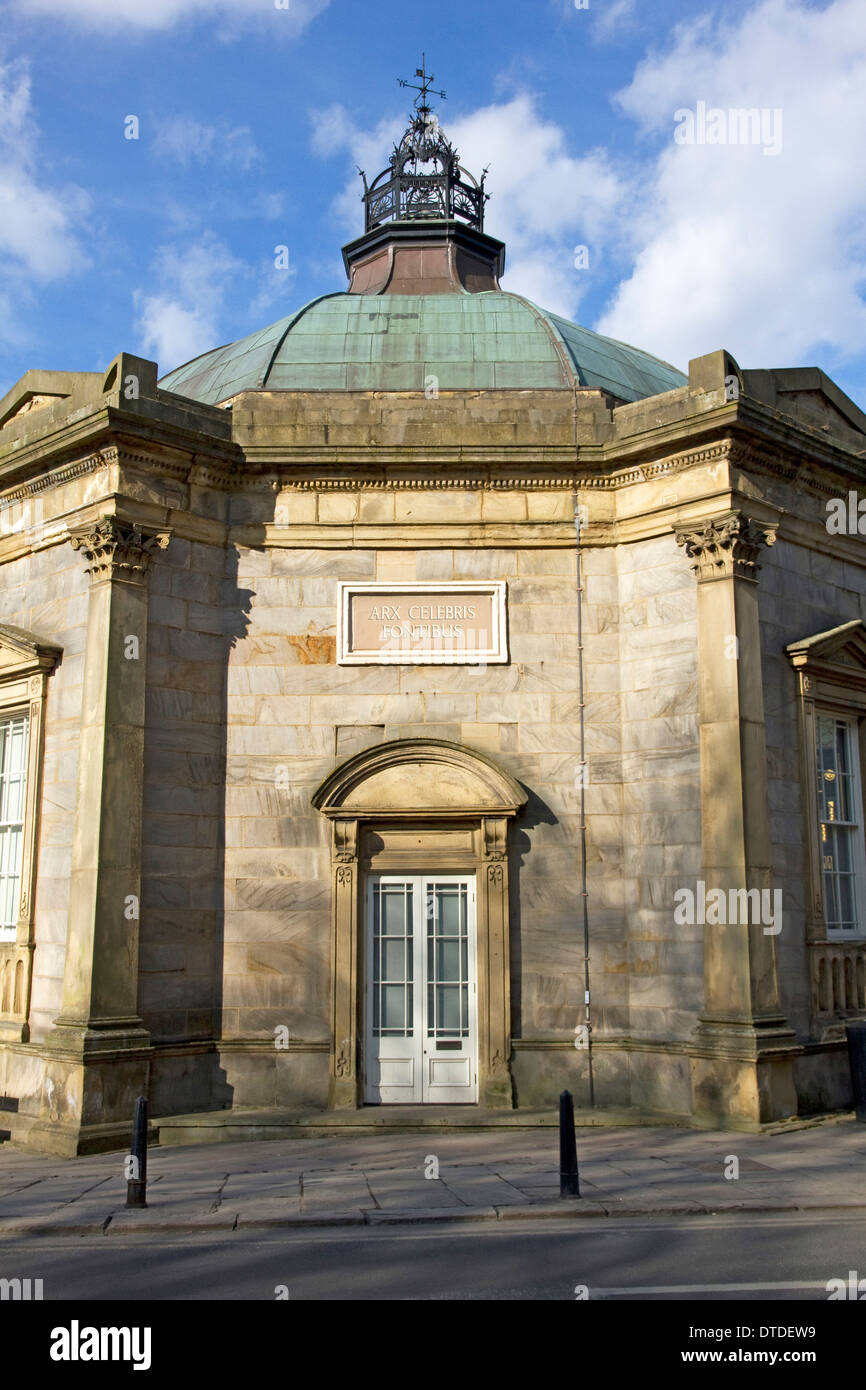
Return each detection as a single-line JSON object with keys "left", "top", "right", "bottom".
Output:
{"left": 675, "top": 511, "right": 777, "bottom": 583}
{"left": 68, "top": 516, "right": 171, "bottom": 584}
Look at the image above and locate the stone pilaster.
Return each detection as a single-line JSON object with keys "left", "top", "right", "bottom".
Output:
{"left": 675, "top": 511, "right": 798, "bottom": 1125}
{"left": 329, "top": 818, "right": 360, "bottom": 1109}
{"left": 479, "top": 816, "right": 513, "bottom": 1108}
{"left": 37, "top": 517, "right": 169, "bottom": 1153}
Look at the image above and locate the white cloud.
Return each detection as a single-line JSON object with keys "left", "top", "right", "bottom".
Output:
{"left": 310, "top": 105, "right": 405, "bottom": 233}
{"left": 248, "top": 247, "right": 298, "bottom": 320}
{"left": 6, "top": 0, "right": 329, "bottom": 35}
{"left": 153, "top": 116, "right": 261, "bottom": 170}
{"left": 449, "top": 96, "right": 624, "bottom": 315}
{"left": 309, "top": 95, "right": 624, "bottom": 317}
{"left": 597, "top": 0, "right": 866, "bottom": 372}
{"left": 134, "top": 233, "right": 243, "bottom": 370}
{"left": 591, "top": 0, "right": 637, "bottom": 44}
{"left": 0, "top": 56, "right": 89, "bottom": 349}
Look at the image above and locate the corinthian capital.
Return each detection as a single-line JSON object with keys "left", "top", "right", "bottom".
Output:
{"left": 675, "top": 511, "right": 776, "bottom": 583}
{"left": 69, "top": 516, "right": 171, "bottom": 583}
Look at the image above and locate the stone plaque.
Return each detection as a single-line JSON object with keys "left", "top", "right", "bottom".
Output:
{"left": 337, "top": 582, "right": 508, "bottom": 665}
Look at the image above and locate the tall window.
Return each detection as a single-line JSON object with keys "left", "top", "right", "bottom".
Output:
{"left": 0, "top": 713, "right": 28, "bottom": 941}
{"left": 817, "top": 714, "right": 866, "bottom": 935}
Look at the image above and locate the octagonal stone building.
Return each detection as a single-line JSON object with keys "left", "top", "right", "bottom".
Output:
{"left": 1, "top": 88, "right": 866, "bottom": 1154}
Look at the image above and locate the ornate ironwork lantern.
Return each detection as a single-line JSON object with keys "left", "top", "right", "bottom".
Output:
{"left": 358, "top": 58, "right": 489, "bottom": 233}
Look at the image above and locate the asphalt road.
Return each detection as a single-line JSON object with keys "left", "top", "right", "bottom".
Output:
{"left": 1, "top": 1211, "right": 863, "bottom": 1301}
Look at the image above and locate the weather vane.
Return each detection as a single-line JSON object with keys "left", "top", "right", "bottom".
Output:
{"left": 398, "top": 54, "right": 446, "bottom": 114}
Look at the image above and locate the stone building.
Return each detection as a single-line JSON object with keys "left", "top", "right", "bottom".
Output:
{"left": 1, "top": 81, "right": 866, "bottom": 1155}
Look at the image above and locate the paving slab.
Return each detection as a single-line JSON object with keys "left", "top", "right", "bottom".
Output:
{"left": 1, "top": 1118, "right": 864, "bottom": 1233}
{"left": 301, "top": 1185, "right": 373, "bottom": 1215}
{"left": 366, "top": 1175, "right": 464, "bottom": 1209}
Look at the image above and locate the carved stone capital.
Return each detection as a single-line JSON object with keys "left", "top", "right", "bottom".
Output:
{"left": 68, "top": 516, "right": 171, "bottom": 583}
{"left": 675, "top": 512, "right": 776, "bottom": 583}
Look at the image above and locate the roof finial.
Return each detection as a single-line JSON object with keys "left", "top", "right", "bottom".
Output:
{"left": 397, "top": 54, "right": 447, "bottom": 121}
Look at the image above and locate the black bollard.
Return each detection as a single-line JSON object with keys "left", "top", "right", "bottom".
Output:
{"left": 846, "top": 1022, "right": 866, "bottom": 1122}
{"left": 126, "top": 1096, "right": 148, "bottom": 1208}
{"left": 559, "top": 1089, "right": 580, "bottom": 1197}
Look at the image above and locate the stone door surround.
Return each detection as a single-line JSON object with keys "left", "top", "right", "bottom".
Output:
{"left": 312, "top": 739, "right": 527, "bottom": 1109}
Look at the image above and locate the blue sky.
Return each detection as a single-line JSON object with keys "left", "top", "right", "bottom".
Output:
{"left": 2, "top": 0, "right": 866, "bottom": 408}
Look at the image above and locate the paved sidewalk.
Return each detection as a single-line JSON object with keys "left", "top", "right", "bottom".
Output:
{"left": 0, "top": 1117, "right": 864, "bottom": 1236}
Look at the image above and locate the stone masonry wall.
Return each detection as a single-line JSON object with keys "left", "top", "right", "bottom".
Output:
{"left": 215, "top": 525, "right": 702, "bottom": 1111}
{"left": 141, "top": 537, "right": 232, "bottom": 1054}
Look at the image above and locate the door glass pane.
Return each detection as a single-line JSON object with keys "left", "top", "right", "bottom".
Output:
{"left": 372, "top": 882, "right": 413, "bottom": 1036}
{"left": 380, "top": 984, "right": 410, "bottom": 1032}
{"left": 435, "top": 985, "right": 462, "bottom": 1031}
{"left": 437, "top": 889, "right": 463, "bottom": 936}
{"left": 426, "top": 882, "right": 469, "bottom": 1038}
{"left": 381, "top": 938, "right": 408, "bottom": 981}
{"left": 436, "top": 940, "right": 460, "bottom": 980}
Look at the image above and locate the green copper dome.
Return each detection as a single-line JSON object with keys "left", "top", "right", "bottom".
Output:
{"left": 159, "top": 291, "right": 686, "bottom": 406}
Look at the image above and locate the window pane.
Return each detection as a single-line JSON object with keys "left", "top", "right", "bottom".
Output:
{"left": 381, "top": 984, "right": 411, "bottom": 1032}
{"left": 436, "top": 888, "right": 464, "bottom": 936}
{"left": 0, "top": 714, "right": 28, "bottom": 939}
{"left": 817, "top": 717, "right": 862, "bottom": 933}
{"left": 372, "top": 882, "right": 413, "bottom": 1036}
{"left": 426, "top": 882, "right": 470, "bottom": 1037}
{"left": 381, "top": 938, "right": 408, "bottom": 983}
{"left": 381, "top": 886, "right": 411, "bottom": 934}
{"left": 435, "top": 985, "right": 462, "bottom": 1032}
{"left": 436, "top": 940, "right": 461, "bottom": 982}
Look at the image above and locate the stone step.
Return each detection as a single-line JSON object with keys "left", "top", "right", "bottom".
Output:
{"left": 155, "top": 1105, "right": 682, "bottom": 1147}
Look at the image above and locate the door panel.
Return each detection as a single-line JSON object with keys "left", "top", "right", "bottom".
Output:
{"left": 365, "top": 873, "right": 477, "bottom": 1103}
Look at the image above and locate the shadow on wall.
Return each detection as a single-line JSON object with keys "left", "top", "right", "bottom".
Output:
{"left": 140, "top": 538, "right": 255, "bottom": 1118}
{"left": 509, "top": 785, "right": 559, "bottom": 1043}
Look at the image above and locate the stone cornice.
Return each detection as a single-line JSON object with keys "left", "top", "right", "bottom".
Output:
{"left": 0, "top": 428, "right": 861, "bottom": 509}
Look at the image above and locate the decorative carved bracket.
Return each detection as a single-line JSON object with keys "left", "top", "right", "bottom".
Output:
{"left": 675, "top": 511, "right": 776, "bottom": 583}
{"left": 332, "top": 818, "right": 359, "bottom": 865}
{"left": 482, "top": 815, "right": 508, "bottom": 862}
{"left": 68, "top": 516, "right": 171, "bottom": 583}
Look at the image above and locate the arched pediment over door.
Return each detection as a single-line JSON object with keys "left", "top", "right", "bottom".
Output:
{"left": 312, "top": 740, "right": 528, "bottom": 1110}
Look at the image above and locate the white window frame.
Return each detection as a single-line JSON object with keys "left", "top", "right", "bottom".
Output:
{"left": 788, "top": 623, "right": 866, "bottom": 944}
{"left": 815, "top": 712, "right": 866, "bottom": 938}
{"left": 0, "top": 710, "right": 30, "bottom": 942}
{"left": 0, "top": 626, "right": 61, "bottom": 1037}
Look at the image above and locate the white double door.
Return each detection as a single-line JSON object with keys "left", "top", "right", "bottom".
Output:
{"left": 365, "top": 874, "right": 478, "bottom": 1104}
